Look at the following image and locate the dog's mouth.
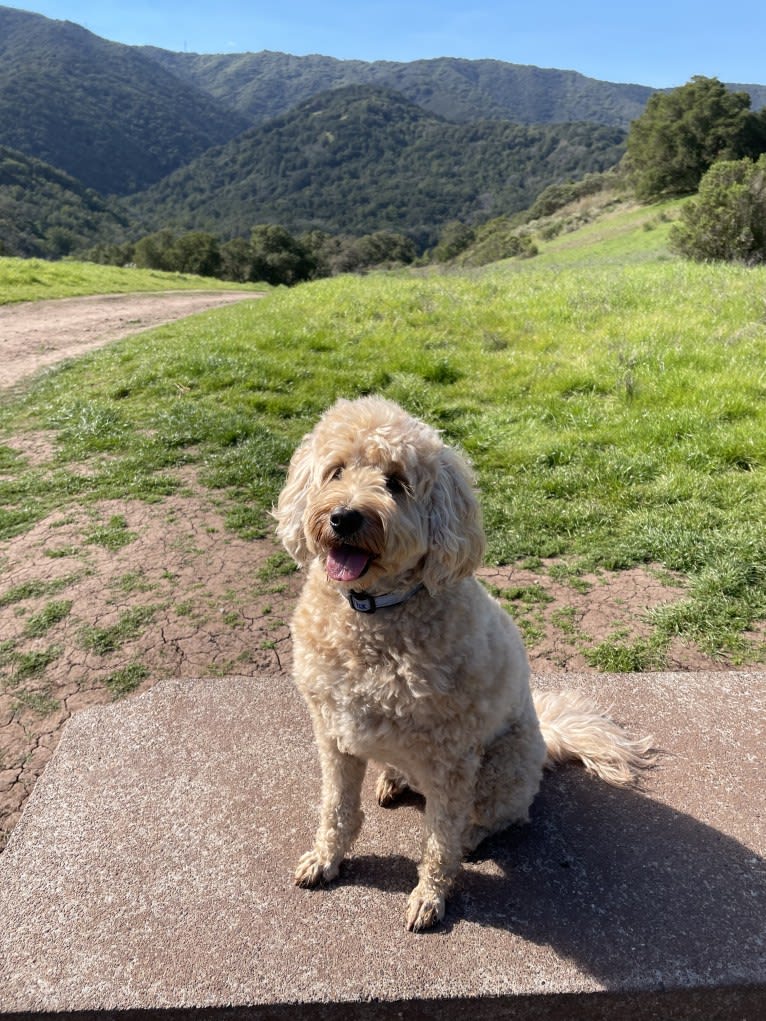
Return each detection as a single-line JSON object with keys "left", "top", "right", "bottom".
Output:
{"left": 326, "top": 545, "right": 373, "bottom": 583}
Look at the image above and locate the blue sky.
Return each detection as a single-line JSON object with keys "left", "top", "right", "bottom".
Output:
{"left": 9, "top": 1, "right": 766, "bottom": 89}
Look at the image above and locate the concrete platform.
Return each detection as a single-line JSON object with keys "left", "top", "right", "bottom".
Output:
{"left": 0, "top": 671, "right": 764, "bottom": 1020}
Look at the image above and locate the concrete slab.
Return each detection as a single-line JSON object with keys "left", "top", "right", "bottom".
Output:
{"left": 0, "top": 671, "right": 764, "bottom": 1020}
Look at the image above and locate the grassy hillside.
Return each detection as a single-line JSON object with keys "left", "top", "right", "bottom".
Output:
{"left": 0, "top": 257, "right": 264, "bottom": 305}
{"left": 511, "top": 194, "right": 685, "bottom": 268}
{"left": 1, "top": 209, "right": 765, "bottom": 666}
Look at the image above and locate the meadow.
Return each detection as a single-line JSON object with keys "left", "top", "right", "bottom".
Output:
{"left": 1, "top": 202, "right": 765, "bottom": 666}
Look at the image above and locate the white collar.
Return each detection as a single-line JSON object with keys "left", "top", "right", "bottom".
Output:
{"left": 345, "top": 584, "right": 424, "bottom": 614}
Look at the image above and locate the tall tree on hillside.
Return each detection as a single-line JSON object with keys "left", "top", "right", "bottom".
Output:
{"left": 625, "top": 77, "right": 753, "bottom": 200}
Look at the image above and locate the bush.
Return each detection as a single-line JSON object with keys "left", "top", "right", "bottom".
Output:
{"left": 454, "top": 217, "right": 538, "bottom": 266}
{"left": 431, "top": 221, "right": 475, "bottom": 262}
{"left": 669, "top": 155, "right": 766, "bottom": 264}
{"left": 526, "top": 172, "right": 615, "bottom": 220}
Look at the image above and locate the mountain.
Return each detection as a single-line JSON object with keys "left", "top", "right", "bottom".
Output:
{"left": 140, "top": 48, "right": 766, "bottom": 129}
{"left": 2, "top": 5, "right": 764, "bottom": 256}
{"left": 0, "top": 6, "right": 249, "bottom": 195}
{"left": 140, "top": 48, "right": 656, "bottom": 129}
{"left": 126, "top": 86, "right": 626, "bottom": 244}
{"left": 0, "top": 145, "right": 128, "bottom": 257}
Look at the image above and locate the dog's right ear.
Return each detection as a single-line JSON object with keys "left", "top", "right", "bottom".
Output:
{"left": 273, "top": 435, "right": 314, "bottom": 565}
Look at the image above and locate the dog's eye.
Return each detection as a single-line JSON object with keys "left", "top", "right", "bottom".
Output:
{"left": 328, "top": 465, "right": 344, "bottom": 482}
{"left": 385, "top": 475, "right": 406, "bottom": 496}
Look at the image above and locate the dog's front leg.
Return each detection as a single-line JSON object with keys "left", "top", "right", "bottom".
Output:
{"left": 406, "top": 755, "right": 479, "bottom": 932}
{"left": 295, "top": 733, "right": 366, "bottom": 888}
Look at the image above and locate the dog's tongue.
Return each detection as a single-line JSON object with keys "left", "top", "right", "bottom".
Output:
{"left": 326, "top": 546, "right": 370, "bottom": 582}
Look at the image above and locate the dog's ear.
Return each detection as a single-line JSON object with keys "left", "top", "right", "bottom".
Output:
{"left": 274, "top": 434, "right": 314, "bottom": 565}
{"left": 422, "top": 446, "right": 486, "bottom": 592}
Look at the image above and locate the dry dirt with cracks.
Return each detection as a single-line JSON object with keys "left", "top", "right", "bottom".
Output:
{"left": 0, "top": 292, "right": 754, "bottom": 851}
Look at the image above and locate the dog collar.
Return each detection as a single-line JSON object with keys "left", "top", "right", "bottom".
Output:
{"left": 346, "top": 584, "right": 424, "bottom": 614}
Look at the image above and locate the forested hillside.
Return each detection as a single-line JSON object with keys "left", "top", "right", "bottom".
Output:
{"left": 0, "top": 6, "right": 249, "bottom": 194}
{"left": 2, "top": 5, "right": 765, "bottom": 264}
{"left": 0, "top": 146, "right": 128, "bottom": 257}
{"left": 139, "top": 48, "right": 656, "bottom": 128}
{"left": 127, "top": 86, "right": 626, "bottom": 243}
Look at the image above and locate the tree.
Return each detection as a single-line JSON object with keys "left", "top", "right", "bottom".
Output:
{"left": 133, "top": 229, "right": 177, "bottom": 271}
{"left": 220, "top": 236, "right": 253, "bottom": 282}
{"left": 669, "top": 155, "right": 766, "bottom": 264}
{"left": 248, "top": 225, "right": 316, "bottom": 285}
{"left": 172, "top": 232, "right": 221, "bottom": 277}
{"left": 352, "top": 231, "right": 416, "bottom": 268}
{"left": 626, "top": 77, "right": 753, "bottom": 200}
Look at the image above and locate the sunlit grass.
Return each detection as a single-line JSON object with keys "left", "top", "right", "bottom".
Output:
{"left": 2, "top": 224, "right": 766, "bottom": 663}
{"left": 0, "top": 256, "right": 266, "bottom": 305}
{"left": 528, "top": 197, "right": 687, "bottom": 267}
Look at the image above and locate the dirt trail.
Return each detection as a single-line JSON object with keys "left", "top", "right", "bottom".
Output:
{"left": 0, "top": 290, "right": 262, "bottom": 390}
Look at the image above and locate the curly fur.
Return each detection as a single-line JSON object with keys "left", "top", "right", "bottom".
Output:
{"left": 275, "top": 396, "right": 653, "bottom": 932}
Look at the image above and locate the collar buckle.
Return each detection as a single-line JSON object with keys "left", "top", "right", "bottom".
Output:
{"left": 348, "top": 592, "right": 378, "bottom": 613}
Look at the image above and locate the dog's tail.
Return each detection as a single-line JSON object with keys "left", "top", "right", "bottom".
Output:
{"left": 533, "top": 690, "right": 655, "bottom": 786}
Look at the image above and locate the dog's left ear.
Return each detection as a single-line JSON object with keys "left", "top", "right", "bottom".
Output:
{"left": 273, "top": 434, "right": 314, "bottom": 565}
{"left": 422, "top": 446, "right": 486, "bottom": 592}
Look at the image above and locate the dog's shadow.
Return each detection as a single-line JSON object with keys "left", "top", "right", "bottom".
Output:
{"left": 344, "top": 770, "right": 765, "bottom": 990}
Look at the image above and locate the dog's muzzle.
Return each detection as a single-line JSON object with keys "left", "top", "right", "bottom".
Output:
{"left": 330, "top": 506, "right": 363, "bottom": 539}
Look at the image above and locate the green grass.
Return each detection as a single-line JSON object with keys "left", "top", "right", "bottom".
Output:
{"left": 11, "top": 688, "right": 61, "bottom": 717}
{"left": 79, "top": 606, "right": 157, "bottom": 656}
{"left": 85, "top": 514, "right": 137, "bottom": 550}
{"left": 0, "top": 577, "right": 77, "bottom": 608}
{"left": 7, "top": 646, "right": 62, "bottom": 681}
{"left": 103, "top": 662, "right": 150, "bottom": 699}
{"left": 0, "top": 256, "right": 266, "bottom": 305}
{"left": 528, "top": 198, "right": 686, "bottom": 268}
{"left": 2, "top": 218, "right": 766, "bottom": 665}
{"left": 24, "top": 600, "right": 73, "bottom": 637}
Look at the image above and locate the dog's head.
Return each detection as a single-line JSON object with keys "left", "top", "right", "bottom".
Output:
{"left": 275, "top": 396, "right": 485, "bottom": 594}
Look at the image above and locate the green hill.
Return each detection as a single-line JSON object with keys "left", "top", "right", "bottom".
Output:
{"left": 0, "top": 5, "right": 249, "bottom": 195}
{"left": 2, "top": 5, "right": 764, "bottom": 254}
{"left": 140, "top": 48, "right": 657, "bottom": 128}
{"left": 0, "top": 145, "right": 128, "bottom": 257}
{"left": 127, "top": 86, "right": 626, "bottom": 244}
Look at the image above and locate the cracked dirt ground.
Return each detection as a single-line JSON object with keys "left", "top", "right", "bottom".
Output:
{"left": 0, "top": 473, "right": 304, "bottom": 849}
{"left": 0, "top": 465, "right": 741, "bottom": 851}
{"left": 0, "top": 291, "right": 758, "bottom": 851}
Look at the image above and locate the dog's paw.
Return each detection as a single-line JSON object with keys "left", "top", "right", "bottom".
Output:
{"left": 294, "top": 849, "right": 339, "bottom": 888}
{"left": 375, "top": 768, "right": 409, "bottom": 807}
{"left": 405, "top": 884, "right": 445, "bottom": 932}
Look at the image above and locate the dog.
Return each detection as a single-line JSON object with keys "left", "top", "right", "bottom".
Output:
{"left": 275, "top": 396, "right": 653, "bottom": 932}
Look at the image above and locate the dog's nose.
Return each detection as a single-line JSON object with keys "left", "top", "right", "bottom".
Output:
{"left": 330, "top": 506, "right": 363, "bottom": 538}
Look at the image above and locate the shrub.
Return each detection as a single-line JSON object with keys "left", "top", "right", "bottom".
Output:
{"left": 431, "top": 221, "right": 476, "bottom": 262}
{"left": 669, "top": 155, "right": 766, "bottom": 264}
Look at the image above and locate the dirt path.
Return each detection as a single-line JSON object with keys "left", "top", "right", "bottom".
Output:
{"left": 0, "top": 290, "right": 262, "bottom": 390}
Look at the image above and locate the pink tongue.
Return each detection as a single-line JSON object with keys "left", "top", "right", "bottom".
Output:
{"left": 326, "top": 546, "right": 370, "bottom": 582}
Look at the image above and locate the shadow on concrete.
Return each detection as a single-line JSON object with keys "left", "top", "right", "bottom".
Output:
{"left": 339, "top": 768, "right": 765, "bottom": 991}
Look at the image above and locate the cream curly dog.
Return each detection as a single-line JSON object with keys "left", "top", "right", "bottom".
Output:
{"left": 276, "top": 396, "right": 652, "bottom": 932}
